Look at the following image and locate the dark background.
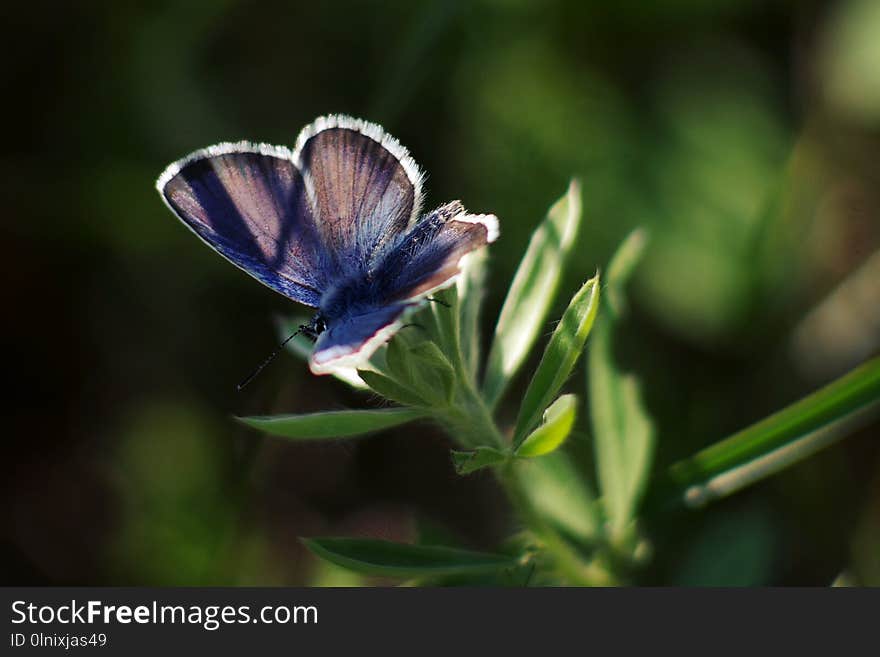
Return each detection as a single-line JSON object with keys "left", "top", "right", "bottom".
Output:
{"left": 2, "top": 0, "right": 878, "bottom": 585}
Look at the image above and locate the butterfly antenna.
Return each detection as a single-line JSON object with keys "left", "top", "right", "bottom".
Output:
{"left": 236, "top": 327, "right": 304, "bottom": 392}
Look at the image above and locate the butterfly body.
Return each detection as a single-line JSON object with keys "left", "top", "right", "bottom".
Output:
{"left": 157, "top": 115, "right": 498, "bottom": 375}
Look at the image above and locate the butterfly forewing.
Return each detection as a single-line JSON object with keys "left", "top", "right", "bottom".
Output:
{"left": 294, "top": 117, "right": 423, "bottom": 275}
{"left": 158, "top": 145, "right": 325, "bottom": 307}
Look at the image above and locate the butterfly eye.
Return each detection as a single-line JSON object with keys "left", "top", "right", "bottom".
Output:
{"left": 315, "top": 317, "right": 327, "bottom": 333}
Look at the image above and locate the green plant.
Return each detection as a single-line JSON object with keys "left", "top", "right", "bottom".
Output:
{"left": 238, "top": 181, "right": 880, "bottom": 586}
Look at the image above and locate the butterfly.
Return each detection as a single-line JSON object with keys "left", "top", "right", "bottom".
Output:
{"left": 156, "top": 115, "right": 499, "bottom": 376}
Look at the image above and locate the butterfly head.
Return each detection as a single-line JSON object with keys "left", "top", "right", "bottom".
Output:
{"left": 300, "top": 315, "right": 327, "bottom": 343}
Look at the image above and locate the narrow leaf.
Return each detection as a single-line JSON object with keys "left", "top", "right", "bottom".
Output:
{"left": 409, "top": 341, "right": 457, "bottom": 404}
{"left": 588, "top": 230, "right": 653, "bottom": 535}
{"left": 384, "top": 332, "right": 411, "bottom": 379}
{"left": 358, "top": 370, "right": 428, "bottom": 407}
{"left": 302, "top": 537, "right": 518, "bottom": 578}
{"left": 514, "top": 277, "right": 600, "bottom": 443}
{"left": 384, "top": 336, "right": 456, "bottom": 406}
{"left": 237, "top": 407, "right": 424, "bottom": 440}
{"left": 515, "top": 453, "right": 600, "bottom": 542}
{"left": 516, "top": 394, "right": 578, "bottom": 458}
{"left": 605, "top": 229, "right": 648, "bottom": 319}
{"left": 457, "top": 249, "right": 488, "bottom": 381}
{"left": 589, "top": 318, "right": 654, "bottom": 535}
{"left": 427, "top": 285, "right": 461, "bottom": 370}
{"left": 482, "top": 180, "right": 582, "bottom": 408}
{"left": 451, "top": 446, "right": 509, "bottom": 475}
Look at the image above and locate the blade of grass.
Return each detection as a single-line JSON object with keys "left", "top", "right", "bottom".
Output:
{"left": 669, "top": 355, "right": 880, "bottom": 490}
{"left": 681, "top": 402, "right": 880, "bottom": 508}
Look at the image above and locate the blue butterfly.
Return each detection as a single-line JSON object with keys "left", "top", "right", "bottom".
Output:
{"left": 156, "top": 115, "right": 499, "bottom": 375}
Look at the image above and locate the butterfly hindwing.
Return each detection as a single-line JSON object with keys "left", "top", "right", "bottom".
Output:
{"left": 311, "top": 303, "right": 414, "bottom": 374}
{"left": 157, "top": 144, "right": 324, "bottom": 307}
{"left": 376, "top": 202, "right": 499, "bottom": 303}
{"left": 294, "top": 116, "right": 423, "bottom": 276}
{"left": 309, "top": 202, "right": 498, "bottom": 373}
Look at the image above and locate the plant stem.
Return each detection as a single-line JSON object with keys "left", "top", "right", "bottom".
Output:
{"left": 445, "top": 382, "right": 612, "bottom": 584}
{"left": 431, "top": 290, "right": 613, "bottom": 584}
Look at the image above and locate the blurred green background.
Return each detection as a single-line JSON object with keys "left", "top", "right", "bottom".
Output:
{"left": 3, "top": 0, "right": 879, "bottom": 586}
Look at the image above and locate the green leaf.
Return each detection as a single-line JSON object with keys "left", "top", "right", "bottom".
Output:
{"left": 482, "top": 180, "right": 582, "bottom": 408}
{"left": 308, "top": 559, "right": 365, "bottom": 587}
{"left": 383, "top": 331, "right": 411, "bottom": 377}
{"left": 237, "top": 407, "right": 425, "bottom": 440}
{"left": 513, "top": 276, "right": 600, "bottom": 444}
{"left": 451, "top": 446, "right": 509, "bottom": 474}
{"left": 605, "top": 228, "right": 648, "bottom": 319}
{"left": 408, "top": 341, "right": 457, "bottom": 404}
{"left": 384, "top": 336, "right": 456, "bottom": 406}
{"left": 669, "top": 355, "right": 880, "bottom": 506}
{"left": 457, "top": 249, "right": 488, "bottom": 381}
{"left": 358, "top": 370, "right": 428, "bottom": 407}
{"left": 427, "top": 285, "right": 462, "bottom": 370}
{"left": 302, "top": 537, "right": 518, "bottom": 578}
{"left": 516, "top": 394, "right": 578, "bottom": 458}
{"left": 515, "top": 452, "right": 600, "bottom": 543}
{"left": 588, "top": 230, "right": 653, "bottom": 535}
{"left": 589, "top": 319, "right": 654, "bottom": 535}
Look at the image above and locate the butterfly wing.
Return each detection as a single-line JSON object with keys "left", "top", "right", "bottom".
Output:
{"left": 293, "top": 115, "right": 424, "bottom": 277}
{"left": 377, "top": 201, "right": 499, "bottom": 302}
{"left": 157, "top": 142, "right": 325, "bottom": 307}
{"left": 310, "top": 202, "right": 499, "bottom": 374}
